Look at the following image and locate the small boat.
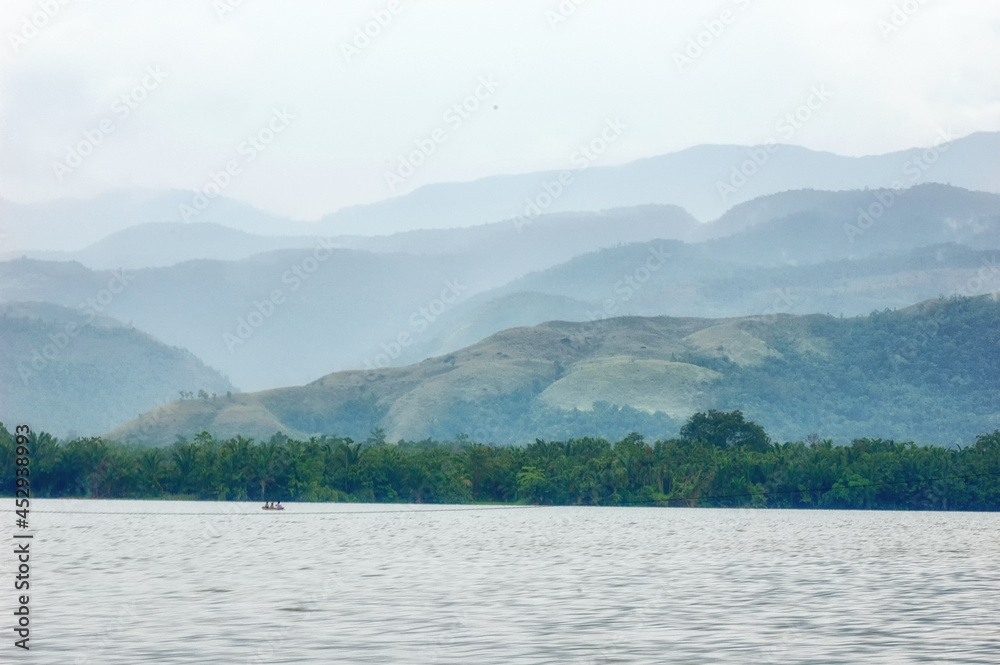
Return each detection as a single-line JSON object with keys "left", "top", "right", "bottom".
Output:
{"left": 262, "top": 503, "right": 285, "bottom": 511}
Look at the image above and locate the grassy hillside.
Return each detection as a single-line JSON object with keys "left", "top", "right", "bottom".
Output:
{"left": 107, "top": 295, "right": 1000, "bottom": 448}
{"left": 0, "top": 303, "right": 233, "bottom": 437}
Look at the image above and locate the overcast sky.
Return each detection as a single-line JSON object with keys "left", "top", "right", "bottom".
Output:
{"left": 1, "top": 0, "right": 998, "bottom": 220}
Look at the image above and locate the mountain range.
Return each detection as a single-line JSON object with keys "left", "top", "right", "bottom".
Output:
{"left": 3, "top": 134, "right": 1000, "bottom": 441}
{"left": 2, "top": 131, "right": 998, "bottom": 255}
{"left": 2, "top": 183, "right": 997, "bottom": 396}
{"left": 0, "top": 302, "right": 232, "bottom": 436}
{"left": 107, "top": 295, "right": 1000, "bottom": 448}
{"left": 318, "top": 130, "right": 1000, "bottom": 234}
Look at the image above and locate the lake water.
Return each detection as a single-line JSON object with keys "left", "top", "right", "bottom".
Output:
{"left": 5, "top": 500, "right": 1000, "bottom": 664}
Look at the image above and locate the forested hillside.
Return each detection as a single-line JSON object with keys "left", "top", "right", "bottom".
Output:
{"left": 106, "top": 295, "right": 1000, "bottom": 448}
{"left": 0, "top": 303, "right": 233, "bottom": 436}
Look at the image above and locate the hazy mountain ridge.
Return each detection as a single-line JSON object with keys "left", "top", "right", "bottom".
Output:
{"left": 318, "top": 131, "right": 1000, "bottom": 233}
{"left": 106, "top": 295, "right": 1000, "bottom": 448}
{"left": 4, "top": 204, "right": 701, "bottom": 277}
{"left": 396, "top": 185, "right": 1000, "bottom": 362}
{"left": 337, "top": 204, "right": 701, "bottom": 254}
{"left": 5, "top": 223, "right": 322, "bottom": 270}
{"left": 703, "top": 183, "right": 1000, "bottom": 265}
{"left": 0, "top": 205, "right": 710, "bottom": 391}
{"left": 3, "top": 131, "right": 997, "bottom": 256}
{"left": 0, "top": 249, "right": 479, "bottom": 391}
{"left": 3, "top": 184, "right": 999, "bottom": 394}
{"left": 0, "top": 189, "right": 314, "bottom": 254}
{"left": 0, "top": 303, "right": 233, "bottom": 437}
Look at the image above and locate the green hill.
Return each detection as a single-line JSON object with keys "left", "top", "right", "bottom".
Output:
{"left": 107, "top": 295, "right": 1000, "bottom": 447}
{"left": 402, "top": 240, "right": 1000, "bottom": 364}
{"left": 0, "top": 303, "right": 233, "bottom": 437}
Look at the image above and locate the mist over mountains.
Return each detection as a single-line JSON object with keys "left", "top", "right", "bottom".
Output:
{"left": 7, "top": 182, "right": 998, "bottom": 395}
{"left": 0, "top": 189, "right": 314, "bottom": 254}
{"left": 0, "top": 302, "right": 232, "bottom": 436}
{"left": 318, "top": 130, "right": 1000, "bottom": 234}
{"left": 3, "top": 131, "right": 998, "bottom": 255}
{"left": 108, "top": 295, "right": 1000, "bottom": 448}
{"left": 2, "top": 134, "right": 1000, "bottom": 441}
{"left": 8, "top": 223, "right": 321, "bottom": 271}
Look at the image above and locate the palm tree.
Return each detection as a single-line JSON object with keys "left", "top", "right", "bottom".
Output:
{"left": 138, "top": 448, "right": 165, "bottom": 496}
{"left": 464, "top": 444, "right": 490, "bottom": 501}
{"left": 251, "top": 444, "right": 281, "bottom": 501}
{"left": 336, "top": 440, "right": 363, "bottom": 493}
{"left": 170, "top": 442, "right": 198, "bottom": 495}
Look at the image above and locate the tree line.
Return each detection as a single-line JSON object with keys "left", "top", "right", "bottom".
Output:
{"left": 2, "top": 411, "right": 999, "bottom": 509}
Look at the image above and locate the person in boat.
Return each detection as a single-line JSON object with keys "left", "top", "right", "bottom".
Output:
{"left": 275, "top": 501, "right": 283, "bottom": 509}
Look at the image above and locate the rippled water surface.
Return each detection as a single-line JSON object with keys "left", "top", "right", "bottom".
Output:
{"left": 7, "top": 500, "right": 1000, "bottom": 663}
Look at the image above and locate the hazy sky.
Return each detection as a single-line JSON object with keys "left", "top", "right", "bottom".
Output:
{"left": 1, "top": 0, "right": 998, "bottom": 220}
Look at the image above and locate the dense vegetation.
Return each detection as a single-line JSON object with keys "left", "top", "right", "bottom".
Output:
{"left": 0, "top": 304, "right": 233, "bottom": 437}
{"left": 420, "top": 296, "right": 1000, "bottom": 446}
{"left": 710, "top": 296, "right": 1000, "bottom": 445}
{"left": 4, "top": 412, "right": 999, "bottom": 510}
{"left": 104, "top": 295, "right": 1000, "bottom": 448}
